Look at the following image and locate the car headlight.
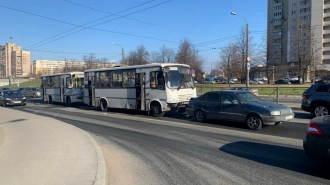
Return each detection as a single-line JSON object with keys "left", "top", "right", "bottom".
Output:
{"left": 5, "top": 98, "right": 12, "bottom": 101}
{"left": 270, "top": 111, "right": 281, "bottom": 116}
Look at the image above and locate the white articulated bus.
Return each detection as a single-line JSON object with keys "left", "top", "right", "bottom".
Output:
{"left": 83, "top": 63, "right": 197, "bottom": 116}
{"left": 41, "top": 72, "right": 84, "bottom": 106}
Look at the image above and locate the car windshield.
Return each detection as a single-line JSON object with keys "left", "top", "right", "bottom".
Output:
{"left": 236, "top": 92, "right": 260, "bottom": 102}
{"left": 3, "top": 90, "right": 22, "bottom": 96}
{"left": 164, "top": 66, "right": 195, "bottom": 89}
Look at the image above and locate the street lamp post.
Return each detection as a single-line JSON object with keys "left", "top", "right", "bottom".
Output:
{"left": 111, "top": 42, "right": 124, "bottom": 64}
{"left": 231, "top": 11, "right": 250, "bottom": 87}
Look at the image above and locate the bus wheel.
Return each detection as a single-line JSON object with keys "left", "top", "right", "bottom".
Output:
{"left": 49, "top": 96, "right": 53, "bottom": 104}
{"left": 100, "top": 99, "right": 108, "bottom": 112}
{"left": 66, "top": 97, "right": 72, "bottom": 107}
{"left": 150, "top": 102, "right": 165, "bottom": 117}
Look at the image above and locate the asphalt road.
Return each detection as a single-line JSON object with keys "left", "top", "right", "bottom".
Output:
{"left": 9, "top": 98, "right": 330, "bottom": 185}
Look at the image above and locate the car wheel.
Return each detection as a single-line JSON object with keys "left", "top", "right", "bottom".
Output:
{"left": 150, "top": 102, "right": 165, "bottom": 117}
{"left": 195, "top": 109, "right": 205, "bottom": 122}
{"left": 100, "top": 99, "right": 108, "bottom": 112}
{"left": 245, "top": 114, "right": 262, "bottom": 130}
{"left": 313, "top": 105, "right": 329, "bottom": 117}
{"left": 2, "top": 101, "right": 6, "bottom": 107}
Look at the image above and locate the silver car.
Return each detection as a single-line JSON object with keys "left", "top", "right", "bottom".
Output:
{"left": 23, "top": 87, "right": 41, "bottom": 98}
{"left": 186, "top": 90, "right": 294, "bottom": 130}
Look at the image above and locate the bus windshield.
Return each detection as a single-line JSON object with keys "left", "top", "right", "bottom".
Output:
{"left": 164, "top": 66, "right": 195, "bottom": 89}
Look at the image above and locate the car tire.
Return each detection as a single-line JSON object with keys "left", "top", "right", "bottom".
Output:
{"left": 245, "top": 114, "right": 262, "bottom": 130}
{"left": 150, "top": 102, "right": 165, "bottom": 117}
{"left": 312, "top": 105, "right": 330, "bottom": 117}
{"left": 100, "top": 99, "right": 108, "bottom": 112}
{"left": 2, "top": 102, "right": 6, "bottom": 107}
{"left": 195, "top": 109, "right": 206, "bottom": 122}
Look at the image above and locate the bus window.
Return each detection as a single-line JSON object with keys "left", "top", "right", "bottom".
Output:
{"left": 123, "top": 70, "right": 135, "bottom": 88}
{"left": 66, "top": 77, "right": 72, "bottom": 88}
{"left": 111, "top": 71, "right": 122, "bottom": 88}
{"left": 150, "top": 71, "right": 165, "bottom": 90}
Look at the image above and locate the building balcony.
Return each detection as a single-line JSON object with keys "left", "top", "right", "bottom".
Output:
{"left": 325, "top": 4, "right": 330, "bottom": 9}
{"left": 274, "top": 2, "right": 282, "bottom": 6}
{"left": 325, "top": 12, "right": 330, "bottom": 18}
{"left": 323, "top": 38, "right": 330, "bottom": 44}
{"left": 324, "top": 30, "right": 330, "bottom": 35}
{"left": 323, "top": 46, "right": 330, "bottom": 52}
{"left": 323, "top": 54, "right": 330, "bottom": 60}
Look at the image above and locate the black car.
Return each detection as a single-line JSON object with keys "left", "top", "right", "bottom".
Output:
{"left": 303, "top": 116, "right": 330, "bottom": 164}
{"left": 0, "top": 90, "right": 27, "bottom": 107}
{"left": 0, "top": 88, "right": 10, "bottom": 92}
{"left": 186, "top": 90, "right": 294, "bottom": 130}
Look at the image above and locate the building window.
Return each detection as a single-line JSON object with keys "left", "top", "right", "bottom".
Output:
{"left": 300, "top": 0, "right": 310, "bottom": 6}
{"left": 292, "top": 3, "right": 296, "bottom": 7}
{"left": 300, "top": 7, "right": 311, "bottom": 13}
{"left": 292, "top": 18, "right": 296, "bottom": 22}
{"left": 292, "top": 11, "right": 296, "bottom": 15}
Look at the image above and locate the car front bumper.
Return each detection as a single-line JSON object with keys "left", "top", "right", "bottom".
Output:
{"left": 260, "top": 113, "right": 295, "bottom": 125}
{"left": 4, "top": 99, "right": 27, "bottom": 106}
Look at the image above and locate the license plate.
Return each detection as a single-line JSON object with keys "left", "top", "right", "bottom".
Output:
{"left": 14, "top": 101, "right": 21, "bottom": 104}
{"left": 285, "top": 115, "right": 293, "bottom": 120}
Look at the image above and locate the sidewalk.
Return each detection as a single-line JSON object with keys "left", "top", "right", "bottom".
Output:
{"left": 0, "top": 107, "right": 105, "bottom": 185}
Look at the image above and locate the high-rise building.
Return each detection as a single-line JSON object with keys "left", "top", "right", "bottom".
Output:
{"left": 0, "top": 43, "right": 31, "bottom": 78}
{"left": 267, "top": 0, "right": 329, "bottom": 77}
{"left": 22, "top": 51, "right": 31, "bottom": 77}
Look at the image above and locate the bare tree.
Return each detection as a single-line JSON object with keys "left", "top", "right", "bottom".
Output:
{"left": 176, "top": 38, "right": 203, "bottom": 71}
{"left": 164, "top": 48, "right": 175, "bottom": 63}
{"left": 235, "top": 27, "right": 254, "bottom": 83}
{"left": 150, "top": 51, "right": 161, "bottom": 63}
{"left": 100, "top": 57, "right": 108, "bottom": 68}
{"left": 218, "top": 43, "right": 240, "bottom": 86}
{"left": 83, "top": 53, "right": 97, "bottom": 69}
{"left": 126, "top": 45, "right": 149, "bottom": 65}
{"left": 289, "top": 22, "right": 321, "bottom": 83}
{"left": 260, "top": 32, "right": 283, "bottom": 84}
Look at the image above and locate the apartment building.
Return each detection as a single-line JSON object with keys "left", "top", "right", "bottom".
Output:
{"left": 22, "top": 51, "right": 31, "bottom": 77}
{"left": 33, "top": 60, "right": 66, "bottom": 77}
{"left": 0, "top": 43, "right": 31, "bottom": 78}
{"left": 32, "top": 60, "right": 116, "bottom": 77}
{"left": 267, "top": 0, "right": 329, "bottom": 77}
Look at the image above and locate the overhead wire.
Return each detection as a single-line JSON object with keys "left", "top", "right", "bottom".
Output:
{"left": 62, "top": 0, "right": 221, "bottom": 37}
{"left": 22, "top": 0, "right": 161, "bottom": 49}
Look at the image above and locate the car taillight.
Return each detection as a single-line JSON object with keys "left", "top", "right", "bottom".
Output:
{"left": 303, "top": 94, "right": 311, "bottom": 99}
{"left": 307, "top": 122, "right": 324, "bottom": 135}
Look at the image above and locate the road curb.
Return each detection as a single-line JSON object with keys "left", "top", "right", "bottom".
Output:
{"left": 77, "top": 128, "right": 106, "bottom": 185}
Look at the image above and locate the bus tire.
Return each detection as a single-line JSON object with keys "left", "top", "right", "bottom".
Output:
{"left": 100, "top": 99, "right": 108, "bottom": 112}
{"left": 48, "top": 96, "right": 53, "bottom": 104}
{"left": 150, "top": 102, "right": 165, "bottom": 117}
{"left": 66, "top": 96, "right": 72, "bottom": 107}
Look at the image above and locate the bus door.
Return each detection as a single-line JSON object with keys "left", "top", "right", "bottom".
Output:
{"left": 88, "top": 76, "right": 96, "bottom": 106}
{"left": 61, "top": 78, "right": 65, "bottom": 103}
{"left": 136, "top": 72, "right": 146, "bottom": 110}
{"left": 42, "top": 78, "right": 47, "bottom": 101}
